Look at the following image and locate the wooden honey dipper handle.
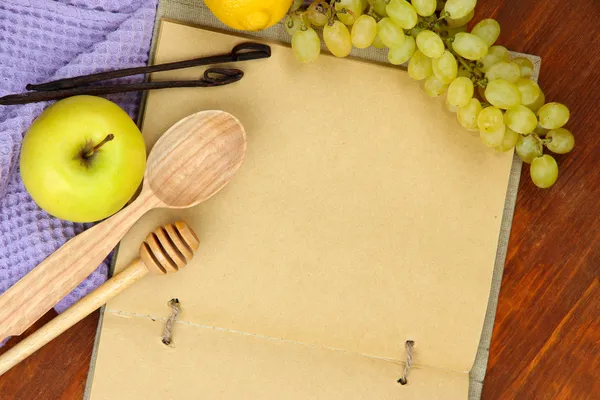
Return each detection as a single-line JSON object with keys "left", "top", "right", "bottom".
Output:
{"left": 0, "top": 222, "right": 199, "bottom": 377}
{"left": 0, "top": 259, "right": 149, "bottom": 377}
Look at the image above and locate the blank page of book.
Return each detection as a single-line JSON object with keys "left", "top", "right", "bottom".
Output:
{"left": 87, "top": 20, "right": 513, "bottom": 399}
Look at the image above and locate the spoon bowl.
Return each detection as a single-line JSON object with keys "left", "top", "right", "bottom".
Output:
{"left": 145, "top": 110, "right": 247, "bottom": 208}
{"left": 0, "top": 110, "right": 247, "bottom": 342}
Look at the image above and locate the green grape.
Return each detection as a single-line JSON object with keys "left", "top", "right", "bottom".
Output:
{"left": 485, "top": 78, "right": 522, "bottom": 109}
{"left": 408, "top": 26, "right": 424, "bottom": 38}
{"left": 412, "top": 0, "right": 437, "bottom": 17}
{"left": 516, "top": 133, "right": 543, "bottom": 164}
{"left": 534, "top": 124, "right": 549, "bottom": 137}
{"left": 446, "top": 97, "right": 458, "bottom": 113}
{"left": 443, "top": 0, "right": 477, "bottom": 19}
{"left": 546, "top": 128, "right": 575, "bottom": 154}
{"left": 371, "top": 34, "right": 386, "bottom": 48}
{"left": 485, "top": 61, "right": 521, "bottom": 83}
{"left": 477, "top": 106, "right": 504, "bottom": 133}
{"left": 530, "top": 155, "right": 558, "bottom": 188}
{"left": 386, "top": 0, "right": 418, "bottom": 29}
{"left": 408, "top": 50, "right": 433, "bottom": 80}
{"left": 504, "top": 105, "right": 537, "bottom": 134}
{"left": 292, "top": 28, "right": 322, "bottom": 63}
{"left": 416, "top": 30, "right": 445, "bottom": 58}
{"left": 471, "top": 19, "right": 501, "bottom": 47}
{"left": 452, "top": 33, "right": 489, "bottom": 60}
{"left": 324, "top": 20, "right": 353, "bottom": 58}
{"left": 515, "top": 79, "right": 544, "bottom": 111}
{"left": 290, "top": 0, "right": 304, "bottom": 12}
{"left": 446, "top": 10, "right": 474, "bottom": 28}
{"left": 307, "top": 1, "right": 330, "bottom": 27}
{"left": 285, "top": 12, "right": 311, "bottom": 36}
{"left": 371, "top": 0, "right": 388, "bottom": 16}
{"left": 496, "top": 126, "right": 519, "bottom": 152}
{"left": 336, "top": 0, "right": 367, "bottom": 25}
{"left": 388, "top": 36, "right": 416, "bottom": 65}
{"left": 432, "top": 51, "right": 458, "bottom": 84}
{"left": 445, "top": 25, "right": 468, "bottom": 38}
{"left": 485, "top": 79, "right": 522, "bottom": 110}
{"left": 457, "top": 97, "right": 482, "bottom": 131}
{"left": 424, "top": 75, "right": 449, "bottom": 97}
{"left": 480, "top": 45, "right": 510, "bottom": 73}
{"left": 447, "top": 77, "right": 474, "bottom": 107}
{"left": 377, "top": 17, "right": 405, "bottom": 48}
{"left": 480, "top": 123, "right": 506, "bottom": 148}
{"left": 529, "top": 92, "right": 546, "bottom": 113}
{"left": 351, "top": 15, "right": 378, "bottom": 48}
{"left": 537, "top": 102, "right": 570, "bottom": 129}
{"left": 512, "top": 57, "right": 534, "bottom": 78}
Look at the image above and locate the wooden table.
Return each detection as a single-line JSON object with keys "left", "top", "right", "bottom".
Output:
{"left": 2, "top": 1, "right": 600, "bottom": 398}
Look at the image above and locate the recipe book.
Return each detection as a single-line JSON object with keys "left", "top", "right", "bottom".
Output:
{"left": 85, "top": 19, "right": 533, "bottom": 399}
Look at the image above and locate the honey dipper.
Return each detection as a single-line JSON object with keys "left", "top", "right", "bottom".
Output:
{"left": 0, "top": 221, "right": 199, "bottom": 376}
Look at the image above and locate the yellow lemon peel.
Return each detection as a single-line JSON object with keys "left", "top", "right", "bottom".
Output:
{"left": 204, "top": 0, "right": 293, "bottom": 31}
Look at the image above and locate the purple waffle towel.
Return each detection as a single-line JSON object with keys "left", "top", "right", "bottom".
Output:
{"left": 0, "top": 0, "right": 158, "bottom": 341}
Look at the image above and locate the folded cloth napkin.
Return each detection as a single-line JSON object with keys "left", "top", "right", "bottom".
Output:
{"left": 0, "top": 0, "right": 158, "bottom": 341}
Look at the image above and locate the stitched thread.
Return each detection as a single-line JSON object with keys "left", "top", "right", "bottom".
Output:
{"left": 161, "top": 298, "right": 180, "bottom": 346}
{"left": 398, "top": 340, "right": 415, "bottom": 385}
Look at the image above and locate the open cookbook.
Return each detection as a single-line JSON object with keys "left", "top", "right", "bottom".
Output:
{"left": 84, "top": 16, "right": 539, "bottom": 400}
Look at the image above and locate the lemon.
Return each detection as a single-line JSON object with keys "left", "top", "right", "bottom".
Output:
{"left": 205, "top": 0, "right": 293, "bottom": 31}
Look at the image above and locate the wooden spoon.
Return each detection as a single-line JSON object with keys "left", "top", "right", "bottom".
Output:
{"left": 0, "top": 221, "right": 200, "bottom": 376}
{"left": 0, "top": 110, "right": 246, "bottom": 342}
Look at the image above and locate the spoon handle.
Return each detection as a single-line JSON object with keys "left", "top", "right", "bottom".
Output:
{"left": 0, "top": 190, "right": 159, "bottom": 342}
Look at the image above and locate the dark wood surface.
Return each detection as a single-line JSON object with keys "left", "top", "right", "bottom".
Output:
{"left": 479, "top": 0, "right": 600, "bottom": 399}
{"left": 0, "top": 311, "right": 99, "bottom": 400}
{"left": 1, "top": 1, "right": 600, "bottom": 399}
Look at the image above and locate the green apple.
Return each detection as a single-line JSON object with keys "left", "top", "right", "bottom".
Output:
{"left": 20, "top": 95, "right": 146, "bottom": 223}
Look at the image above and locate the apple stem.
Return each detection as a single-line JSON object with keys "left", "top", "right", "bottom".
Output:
{"left": 84, "top": 134, "right": 114, "bottom": 158}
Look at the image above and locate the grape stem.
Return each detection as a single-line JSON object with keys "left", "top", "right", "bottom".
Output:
{"left": 437, "top": 11, "right": 451, "bottom": 22}
{"left": 442, "top": 36, "right": 454, "bottom": 47}
{"left": 418, "top": 14, "right": 446, "bottom": 32}
{"left": 450, "top": 49, "right": 479, "bottom": 76}
{"left": 327, "top": 0, "right": 355, "bottom": 25}
{"left": 366, "top": 4, "right": 381, "bottom": 20}
{"left": 336, "top": 8, "right": 355, "bottom": 18}
{"left": 450, "top": 48, "right": 486, "bottom": 84}
{"left": 456, "top": 54, "right": 473, "bottom": 72}
{"left": 530, "top": 132, "right": 543, "bottom": 144}
{"left": 313, "top": 2, "right": 329, "bottom": 23}
{"left": 475, "top": 78, "right": 488, "bottom": 88}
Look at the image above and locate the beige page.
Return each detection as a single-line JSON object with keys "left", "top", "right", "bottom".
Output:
{"left": 88, "top": 20, "right": 513, "bottom": 399}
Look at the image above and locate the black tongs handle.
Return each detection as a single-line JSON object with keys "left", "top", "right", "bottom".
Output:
{"left": 0, "top": 68, "right": 244, "bottom": 106}
{"left": 27, "top": 43, "right": 271, "bottom": 91}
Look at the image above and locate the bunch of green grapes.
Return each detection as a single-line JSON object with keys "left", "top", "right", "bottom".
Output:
{"left": 285, "top": 0, "right": 574, "bottom": 189}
